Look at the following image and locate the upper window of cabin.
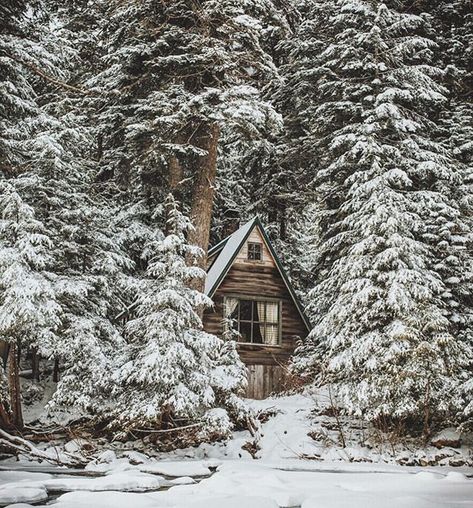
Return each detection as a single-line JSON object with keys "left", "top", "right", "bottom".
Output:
{"left": 247, "top": 242, "right": 262, "bottom": 261}
{"left": 224, "top": 296, "right": 281, "bottom": 345}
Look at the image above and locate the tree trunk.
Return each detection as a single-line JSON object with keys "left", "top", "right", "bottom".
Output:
{"left": 0, "top": 341, "right": 9, "bottom": 367}
{"left": 31, "top": 348, "right": 40, "bottom": 381}
{"left": 8, "top": 343, "right": 23, "bottom": 430}
{"left": 187, "top": 121, "right": 220, "bottom": 299}
{"left": 53, "top": 358, "right": 60, "bottom": 383}
{"left": 0, "top": 395, "right": 13, "bottom": 431}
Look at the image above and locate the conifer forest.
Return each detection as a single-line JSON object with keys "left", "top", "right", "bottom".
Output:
{"left": 0, "top": 1, "right": 473, "bottom": 506}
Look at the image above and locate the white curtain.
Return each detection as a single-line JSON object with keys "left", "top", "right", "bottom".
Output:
{"left": 224, "top": 297, "right": 239, "bottom": 334}
{"left": 225, "top": 297, "right": 239, "bottom": 317}
{"left": 257, "top": 301, "right": 266, "bottom": 343}
{"left": 265, "top": 302, "right": 279, "bottom": 345}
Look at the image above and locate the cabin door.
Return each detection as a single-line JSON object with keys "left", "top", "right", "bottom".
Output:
{"left": 245, "top": 364, "right": 286, "bottom": 399}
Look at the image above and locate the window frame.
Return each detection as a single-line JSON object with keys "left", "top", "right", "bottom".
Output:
{"left": 223, "top": 294, "right": 282, "bottom": 346}
{"left": 247, "top": 242, "right": 263, "bottom": 261}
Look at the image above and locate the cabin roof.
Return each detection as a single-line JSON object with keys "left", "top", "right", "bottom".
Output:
{"left": 205, "top": 217, "right": 311, "bottom": 331}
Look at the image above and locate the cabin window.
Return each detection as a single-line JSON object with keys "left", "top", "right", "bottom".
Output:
{"left": 247, "top": 242, "right": 262, "bottom": 261}
{"left": 224, "top": 297, "right": 281, "bottom": 345}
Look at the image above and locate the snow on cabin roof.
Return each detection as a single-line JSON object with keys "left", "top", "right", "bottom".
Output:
{"left": 205, "top": 217, "right": 311, "bottom": 331}
{"left": 204, "top": 217, "right": 257, "bottom": 297}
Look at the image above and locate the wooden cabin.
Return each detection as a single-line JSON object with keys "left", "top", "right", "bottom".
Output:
{"left": 203, "top": 217, "right": 310, "bottom": 399}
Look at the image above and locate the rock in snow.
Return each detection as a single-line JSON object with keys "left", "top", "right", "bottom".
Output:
{"left": 41, "top": 471, "right": 163, "bottom": 493}
{"left": 64, "top": 439, "right": 92, "bottom": 454}
{"left": 431, "top": 428, "right": 462, "bottom": 448}
{"left": 0, "top": 486, "right": 47, "bottom": 506}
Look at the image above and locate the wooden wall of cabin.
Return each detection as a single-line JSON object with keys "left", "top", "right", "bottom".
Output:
{"left": 203, "top": 258, "right": 308, "bottom": 399}
{"left": 203, "top": 264, "right": 307, "bottom": 345}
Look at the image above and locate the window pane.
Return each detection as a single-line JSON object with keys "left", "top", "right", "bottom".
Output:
{"left": 248, "top": 242, "right": 262, "bottom": 260}
{"left": 223, "top": 297, "right": 280, "bottom": 345}
{"left": 252, "top": 323, "right": 263, "bottom": 343}
{"left": 266, "top": 302, "right": 279, "bottom": 323}
{"left": 239, "top": 300, "right": 252, "bottom": 321}
{"left": 239, "top": 321, "right": 252, "bottom": 342}
{"left": 265, "top": 324, "right": 279, "bottom": 345}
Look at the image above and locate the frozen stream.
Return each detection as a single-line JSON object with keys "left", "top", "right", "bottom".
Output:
{"left": 1, "top": 459, "right": 473, "bottom": 508}
{"left": 0, "top": 460, "right": 214, "bottom": 506}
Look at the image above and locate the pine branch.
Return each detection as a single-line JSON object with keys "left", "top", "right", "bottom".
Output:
{"left": 5, "top": 52, "right": 99, "bottom": 96}
{"left": 114, "top": 300, "right": 139, "bottom": 321}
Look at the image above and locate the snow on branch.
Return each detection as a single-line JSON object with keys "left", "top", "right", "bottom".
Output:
{"left": 0, "top": 429, "right": 88, "bottom": 468}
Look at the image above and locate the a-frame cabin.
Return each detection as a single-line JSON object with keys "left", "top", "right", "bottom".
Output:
{"left": 203, "top": 217, "right": 310, "bottom": 399}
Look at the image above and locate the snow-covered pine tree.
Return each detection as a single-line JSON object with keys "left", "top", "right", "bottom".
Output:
{"left": 254, "top": 0, "right": 332, "bottom": 293}
{"left": 435, "top": 0, "right": 473, "bottom": 431}
{"left": 107, "top": 195, "right": 247, "bottom": 437}
{"left": 0, "top": 0, "right": 137, "bottom": 424}
{"left": 291, "top": 0, "right": 472, "bottom": 434}
{"left": 87, "top": 0, "right": 286, "bottom": 286}
{"left": 408, "top": 0, "right": 473, "bottom": 428}
{"left": 0, "top": 0, "right": 67, "bottom": 428}
{"left": 0, "top": 184, "right": 62, "bottom": 428}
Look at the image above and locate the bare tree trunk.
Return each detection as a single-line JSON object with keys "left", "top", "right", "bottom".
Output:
{"left": 0, "top": 340, "right": 9, "bottom": 367}
{"left": 187, "top": 121, "right": 220, "bottom": 300}
{"left": 53, "top": 357, "right": 60, "bottom": 383}
{"left": 168, "top": 145, "right": 184, "bottom": 198}
{"left": 8, "top": 343, "right": 23, "bottom": 430}
{"left": 0, "top": 399, "right": 13, "bottom": 430}
{"left": 31, "top": 348, "right": 40, "bottom": 381}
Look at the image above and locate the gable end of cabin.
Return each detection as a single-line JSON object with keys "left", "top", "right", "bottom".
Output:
{"left": 203, "top": 218, "right": 310, "bottom": 399}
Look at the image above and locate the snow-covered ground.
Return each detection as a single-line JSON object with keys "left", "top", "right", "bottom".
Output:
{"left": 2, "top": 393, "right": 472, "bottom": 507}
{"left": 1, "top": 459, "right": 472, "bottom": 508}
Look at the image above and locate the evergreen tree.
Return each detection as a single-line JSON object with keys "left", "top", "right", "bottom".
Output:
{"left": 106, "top": 196, "right": 247, "bottom": 436}
{"left": 87, "top": 0, "right": 286, "bottom": 279}
{"left": 0, "top": 0, "right": 67, "bottom": 427}
{"left": 291, "top": 0, "right": 472, "bottom": 433}
{"left": 257, "top": 0, "right": 329, "bottom": 291}
{"left": 0, "top": 184, "right": 62, "bottom": 427}
{"left": 0, "top": 0, "right": 135, "bottom": 425}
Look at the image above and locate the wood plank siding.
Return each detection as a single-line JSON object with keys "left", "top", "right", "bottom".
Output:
{"left": 203, "top": 263, "right": 307, "bottom": 355}
{"left": 234, "top": 228, "right": 275, "bottom": 268}
{"left": 246, "top": 365, "right": 287, "bottom": 400}
{"left": 203, "top": 220, "right": 309, "bottom": 398}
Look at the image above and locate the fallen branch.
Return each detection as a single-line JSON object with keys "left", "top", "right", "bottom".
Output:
{"left": 0, "top": 429, "right": 88, "bottom": 468}
{"left": 23, "top": 425, "right": 68, "bottom": 435}
{"left": 133, "top": 422, "right": 203, "bottom": 434}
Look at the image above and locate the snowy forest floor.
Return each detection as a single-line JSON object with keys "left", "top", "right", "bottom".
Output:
{"left": 1, "top": 391, "right": 473, "bottom": 507}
